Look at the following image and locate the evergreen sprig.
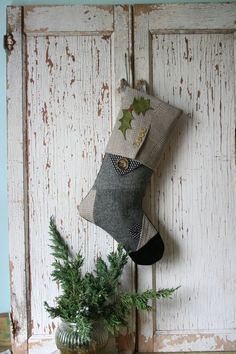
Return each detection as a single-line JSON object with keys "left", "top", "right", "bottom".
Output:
{"left": 44, "top": 218, "right": 180, "bottom": 342}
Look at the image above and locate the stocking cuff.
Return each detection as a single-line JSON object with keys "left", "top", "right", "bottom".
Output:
{"left": 105, "top": 87, "right": 182, "bottom": 170}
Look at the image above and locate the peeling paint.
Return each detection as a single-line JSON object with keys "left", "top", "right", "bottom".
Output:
{"left": 97, "top": 99, "right": 102, "bottom": 117}
{"left": 133, "top": 4, "right": 159, "bottom": 17}
{"left": 94, "top": 5, "right": 113, "bottom": 13}
{"left": 10, "top": 311, "right": 21, "bottom": 340}
{"left": 46, "top": 47, "right": 53, "bottom": 73}
{"left": 66, "top": 45, "right": 75, "bottom": 62}
{"left": 42, "top": 102, "right": 48, "bottom": 124}
{"left": 138, "top": 334, "right": 153, "bottom": 352}
{"left": 184, "top": 37, "right": 192, "bottom": 62}
{"left": 11, "top": 341, "right": 27, "bottom": 354}
{"left": 52, "top": 322, "right": 56, "bottom": 331}
{"left": 215, "top": 335, "right": 236, "bottom": 350}
{"left": 101, "top": 82, "right": 109, "bottom": 101}
{"left": 101, "top": 34, "right": 110, "bottom": 42}
{"left": 154, "top": 333, "right": 236, "bottom": 352}
{"left": 97, "top": 48, "right": 100, "bottom": 73}
{"left": 116, "top": 332, "right": 135, "bottom": 353}
{"left": 139, "top": 19, "right": 236, "bottom": 354}
{"left": 10, "top": 4, "right": 236, "bottom": 353}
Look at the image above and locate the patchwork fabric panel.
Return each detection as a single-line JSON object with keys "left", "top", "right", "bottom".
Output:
{"left": 109, "top": 153, "right": 141, "bottom": 176}
{"left": 129, "top": 223, "right": 142, "bottom": 240}
{"left": 105, "top": 86, "right": 182, "bottom": 171}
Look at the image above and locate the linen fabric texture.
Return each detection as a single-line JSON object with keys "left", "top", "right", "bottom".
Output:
{"left": 79, "top": 87, "right": 182, "bottom": 265}
{"left": 105, "top": 87, "right": 182, "bottom": 171}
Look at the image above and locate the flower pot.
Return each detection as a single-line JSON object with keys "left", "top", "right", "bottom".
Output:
{"left": 55, "top": 319, "right": 109, "bottom": 354}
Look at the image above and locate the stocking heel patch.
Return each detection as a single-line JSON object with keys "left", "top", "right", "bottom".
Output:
{"left": 78, "top": 189, "right": 96, "bottom": 223}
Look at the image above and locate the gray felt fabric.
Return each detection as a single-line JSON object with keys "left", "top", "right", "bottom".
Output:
{"left": 79, "top": 153, "right": 154, "bottom": 252}
{"left": 93, "top": 153, "right": 153, "bottom": 252}
{"left": 79, "top": 87, "right": 182, "bottom": 260}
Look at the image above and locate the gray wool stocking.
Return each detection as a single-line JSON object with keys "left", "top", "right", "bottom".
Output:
{"left": 79, "top": 87, "right": 182, "bottom": 265}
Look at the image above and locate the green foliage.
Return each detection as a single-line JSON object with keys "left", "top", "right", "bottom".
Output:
{"left": 118, "top": 109, "right": 134, "bottom": 139}
{"left": 45, "top": 217, "right": 179, "bottom": 343}
{"left": 118, "top": 96, "right": 153, "bottom": 139}
{"left": 132, "top": 97, "right": 153, "bottom": 115}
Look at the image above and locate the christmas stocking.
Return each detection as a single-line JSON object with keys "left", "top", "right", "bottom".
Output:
{"left": 79, "top": 86, "right": 182, "bottom": 265}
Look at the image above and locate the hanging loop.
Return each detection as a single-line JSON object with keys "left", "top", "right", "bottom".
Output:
{"left": 136, "top": 80, "right": 147, "bottom": 93}
{"left": 118, "top": 53, "right": 129, "bottom": 93}
{"left": 118, "top": 78, "right": 128, "bottom": 93}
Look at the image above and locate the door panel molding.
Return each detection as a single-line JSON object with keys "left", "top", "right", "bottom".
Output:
{"left": 7, "top": 4, "right": 236, "bottom": 354}
{"left": 134, "top": 3, "right": 236, "bottom": 353}
{"left": 7, "top": 6, "right": 28, "bottom": 354}
{"left": 23, "top": 5, "right": 114, "bottom": 33}
{"left": 134, "top": 3, "right": 236, "bottom": 31}
{"left": 7, "top": 5, "right": 134, "bottom": 354}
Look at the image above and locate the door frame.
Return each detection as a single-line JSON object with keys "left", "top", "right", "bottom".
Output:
{"left": 7, "top": 5, "right": 134, "bottom": 354}
{"left": 133, "top": 2, "right": 236, "bottom": 353}
{"left": 6, "top": 3, "right": 236, "bottom": 354}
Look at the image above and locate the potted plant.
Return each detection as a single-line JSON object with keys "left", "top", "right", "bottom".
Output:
{"left": 44, "top": 217, "right": 179, "bottom": 354}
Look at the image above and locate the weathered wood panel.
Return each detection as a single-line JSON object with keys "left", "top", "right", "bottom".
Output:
{"left": 8, "top": 5, "right": 134, "bottom": 354}
{"left": 8, "top": 4, "right": 236, "bottom": 354}
{"left": 7, "top": 7, "right": 28, "bottom": 354}
{"left": 135, "top": 3, "right": 236, "bottom": 31}
{"left": 26, "top": 33, "right": 113, "bottom": 350}
{"left": 153, "top": 31, "right": 235, "bottom": 327}
{"left": 134, "top": 3, "right": 236, "bottom": 353}
{"left": 24, "top": 5, "right": 114, "bottom": 33}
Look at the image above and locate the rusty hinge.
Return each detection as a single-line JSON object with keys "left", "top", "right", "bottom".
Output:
{"left": 4, "top": 33, "right": 16, "bottom": 52}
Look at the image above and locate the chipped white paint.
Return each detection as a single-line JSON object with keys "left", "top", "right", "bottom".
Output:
{"left": 8, "top": 5, "right": 134, "bottom": 354}
{"left": 28, "top": 335, "right": 57, "bottom": 354}
{"left": 134, "top": 3, "right": 236, "bottom": 352}
{"left": 24, "top": 5, "right": 114, "bottom": 33}
{"left": 7, "top": 7, "right": 28, "bottom": 354}
{"left": 134, "top": 3, "right": 236, "bottom": 31}
{"left": 154, "top": 330, "right": 236, "bottom": 352}
{"left": 8, "top": 4, "right": 236, "bottom": 354}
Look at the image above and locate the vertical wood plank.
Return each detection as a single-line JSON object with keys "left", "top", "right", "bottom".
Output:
{"left": 134, "top": 4, "right": 236, "bottom": 352}
{"left": 133, "top": 6, "right": 155, "bottom": 353}
{"left": 113, "top": 6, "right": 136, "bottom": 354}
{"left": 7, "top": 6, "right": 28, "bottom": 354}
{"left": 26, "top": 33, "right": 115, "bottom": 353}
{"left": 153, "top": 31, "right": 236, "bottom": 330}
{"left": 18, "top": 5, "right": 134, "bottom": 354}
{"left": 152, "top": 32, "right": 236, "bottom": 352}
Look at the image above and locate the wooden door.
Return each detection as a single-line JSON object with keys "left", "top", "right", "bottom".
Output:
{"left": 7, "top": 5, "right": 134, "bottom": 354}
{"left": 134, "top": 3, "right": 236, "bottom": 352}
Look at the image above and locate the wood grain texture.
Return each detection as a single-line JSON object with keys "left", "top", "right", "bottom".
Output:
{"left": 24, "top": 5, "right": 114, "bottom": 33}
{"left": 7, "top": 6, "right": 28, "bottom": 354}
{"left": 134, "top": 3, "right": 236, "bottom": 353}
{"left": 8, "top": 4, "right": 236, "bottom": 354}
{"left": 8, "top": 5, "right": 134, "bottom": 354}
{"left": 153, "top": 32, "right": 235, "bottom": 330}
{"left": 134, "top": 3, "right": 236, "bottom": 31}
